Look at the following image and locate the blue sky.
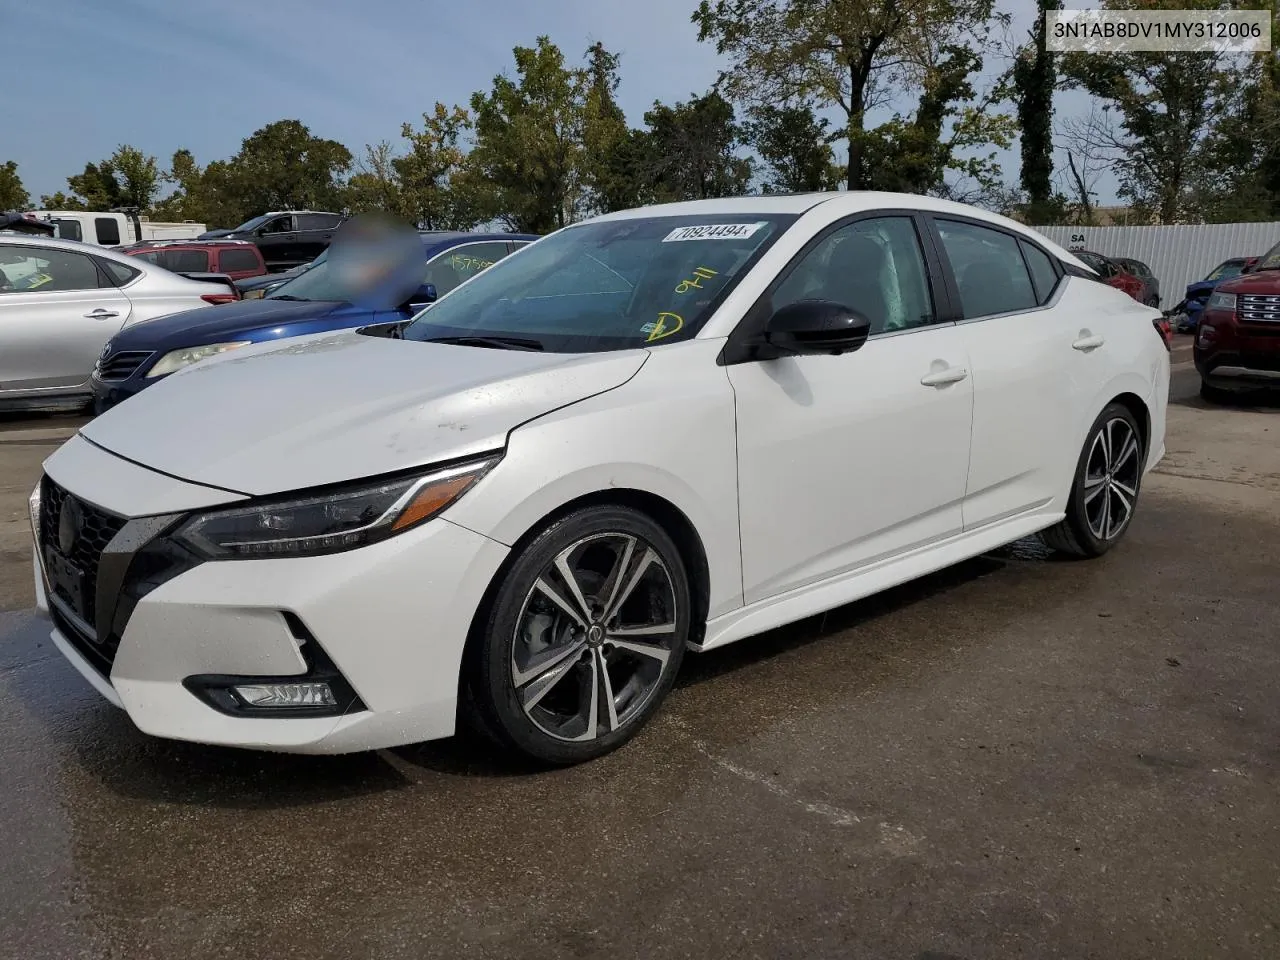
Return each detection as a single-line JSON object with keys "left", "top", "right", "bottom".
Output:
{"left": 7, "top": 0, "right": 1112, "bottom": 205}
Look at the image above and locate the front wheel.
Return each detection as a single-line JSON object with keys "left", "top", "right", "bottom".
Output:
{"left": 1042, "top": 403, "right": 1145, "bottom": 558}
{"left": 463, "top": 505, "right": 690, "bottom": 765}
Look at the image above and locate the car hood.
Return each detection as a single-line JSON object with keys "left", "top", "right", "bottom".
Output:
{"left": 81, "top": 332, "right": 648, "bottom": 496}
{"left": 114, "top": 298, "right": 349, "bottom": 349}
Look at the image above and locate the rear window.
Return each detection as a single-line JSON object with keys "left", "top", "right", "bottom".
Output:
{"left": 48, "top": 218, "right": 83, "bottom": 242}
{"left": 217, "top": 248, "right": 263, "bottom": 273}
{"left": 134, "top": 248, "right": 211, "bottom": 273}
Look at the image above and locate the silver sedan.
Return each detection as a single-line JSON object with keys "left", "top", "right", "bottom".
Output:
{"left": 0, "top": 234, "right": 235, "bottom": 412}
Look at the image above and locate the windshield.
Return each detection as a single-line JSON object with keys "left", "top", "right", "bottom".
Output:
{"left": 1205, "top": 260, "right": 1246, "bottom": 282}
{"left": 401, "top": 215, "right": 795, "bottom": 352}
{"left": 231, "top": 214, "right": 272, "bottom": 233}
{"left": 1256, "top": 241, "right": 1280, "bottom": 272}
{"left": 262, "top": 247, "right": 346, "bottom": 300}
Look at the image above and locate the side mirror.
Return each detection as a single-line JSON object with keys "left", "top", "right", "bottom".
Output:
{"left": 761, "top": 299, "right": 871, "bottom": 357}
{"left": 406, "top": 282, "right": 438, "bottom": 310}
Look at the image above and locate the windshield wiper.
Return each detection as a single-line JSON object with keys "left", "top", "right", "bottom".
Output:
{"left": 423, "top": 335, "right": 544, "bottom": 351}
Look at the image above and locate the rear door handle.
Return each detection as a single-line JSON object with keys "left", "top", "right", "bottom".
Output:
{"left": 85, "top": 309, "right": 119, "bottom": 320}
{"left": 1073, "top": 334, "right": 1105, "bottom": 351}
{"left": 920, "top": 366, "right": 969, "bottom": 387}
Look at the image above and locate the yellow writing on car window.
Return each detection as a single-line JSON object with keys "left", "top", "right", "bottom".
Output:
{"left": 449, "top": 255, "right": 496, "bottom": 272}
{"left": 25, "top": 273, "right": 53, "bottom": 290}
{"left": 675, "top": 266, "right": 718, "bottom": 295}
{"left": 647, "top": 312, "right": 684, "bottom": 342}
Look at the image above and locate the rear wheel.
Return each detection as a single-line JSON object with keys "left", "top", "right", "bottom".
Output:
{"left": 463, "top": 505, "right": 690, "bottom": 765}
{"left": 1042, "top": 403, "right": 1144, "bottom": 558}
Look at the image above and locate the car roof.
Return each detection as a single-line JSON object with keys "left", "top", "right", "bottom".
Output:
{"left": 583, "top": 192, "right": 1085, "bottom": 266}
{"left": 123, "top": 239, "right": 258, "bottom": 249}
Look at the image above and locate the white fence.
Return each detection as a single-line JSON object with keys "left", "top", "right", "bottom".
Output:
{"left": 1032, "top": 223, "right": 1280, "bottom": 307}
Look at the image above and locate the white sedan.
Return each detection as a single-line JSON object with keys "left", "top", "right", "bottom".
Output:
{"left": 31, "top": 193, "right": 1170, "bottom": 764}
{"left": 0, "top": 233, "right": 236, "bottom": 412}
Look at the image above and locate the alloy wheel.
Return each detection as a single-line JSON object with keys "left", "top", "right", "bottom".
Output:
{"left": 510, "top": 532, "right": 679, "bottom": 743}
{"left": 1083, "top": 417, "right": 1141, "bottom": 540}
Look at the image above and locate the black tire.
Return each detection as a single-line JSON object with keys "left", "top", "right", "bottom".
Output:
{"left": 1200, "top": 379, "right": 1230, "bottom": 404}
{"left": 1042, "top": 402, "right": 1145, "bottom": 559}
{"left": 462, "top": 505, "right": 690, "bottom": 765}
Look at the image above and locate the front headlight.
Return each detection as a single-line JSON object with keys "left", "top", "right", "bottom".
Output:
{"left": 173, "top": 457, "right": 499, "bottom": 560}
{"left": 242, "top": 289, "right": 265, "bottom": 300}
{"left": 147, "top": 341, "right": 252, "bottom": 378}
{"left": 1206, "top": 291, "right": 1236, "bottom": 312}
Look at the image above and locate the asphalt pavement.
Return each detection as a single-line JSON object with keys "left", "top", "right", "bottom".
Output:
{"left": 2, "top": 344, "right": 1278, "bottom": 959}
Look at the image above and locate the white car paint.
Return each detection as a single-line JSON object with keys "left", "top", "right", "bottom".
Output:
{"left": 0, "top": 234, "right": 232, "bottom": 408}
{"left": 32, "top": 191, "right": 1169, "bottom": 755}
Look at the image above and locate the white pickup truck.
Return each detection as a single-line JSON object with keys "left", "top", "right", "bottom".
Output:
{"left": 28, "top": 210, "right": 206, "bottom": 247}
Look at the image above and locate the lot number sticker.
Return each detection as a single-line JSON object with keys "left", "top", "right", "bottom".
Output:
{"left": 662, "top": 222, "right": 767, "bottom": 242}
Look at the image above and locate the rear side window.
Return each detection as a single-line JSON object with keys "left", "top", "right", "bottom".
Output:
{"left": 935, "top": 220, "right": 1037, "bottom": 319}
{"left": 95, "top": 217, "right": 121, "bottom": 245}
{"left": 136, "top": 249, "right": 211, "bottom": 272}
{"left": 1019, "top": 240, "right": 1060, "bottom": 305}
{"left": 424, "top": 241, "right": 512, "bottom": 296}
{"left": 298, "top": 213, "right": 341, "bottom": 230}
{"left": 100, "top": 258, "right": 141, "bottom": 285}
{"left": 217, "top": 248, "right": 263, "bottom": 273}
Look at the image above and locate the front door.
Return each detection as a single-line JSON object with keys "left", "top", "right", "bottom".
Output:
{"left": 0, "top": 244, "right": 131, "bottom": 395}
{"left": 728, "top": 215, "right": 973, "bottom": 605}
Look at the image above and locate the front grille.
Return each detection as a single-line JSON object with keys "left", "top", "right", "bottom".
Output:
{"left": 96, "top": 350, "right": 153, "bottom": 381}
{"left": 1239, "top": 294, "right": 1280, "bottom": 324}
{"left": 40, "top": 476, "right": 126, "bottom": 630}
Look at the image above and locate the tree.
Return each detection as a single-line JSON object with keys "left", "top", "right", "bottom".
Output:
{"left": 1012, "top": 0, "right": 1062, "bottom": 222}
{"left": 152, "top": 149, "right": 245, "bottom": 227}
{"left": 581, "top": 41, "right": 637, "bottom": 213}
{"left": 1194, "top": 47, "right": 1280, "bottom": 221}
{"left": 468, "top": 37, "right": 589, "bottom": 232}
{"left": 392, "top": 104, "right": 484, "bottom": 229}
{"left": 640, "top": 92, "right": 754, "bottom": 201}
{"left": 60, "top": 145, "right": 162, "bottom": 211}
{"left": 745, "top": 104, "right": 839, "bottom": 192}
{"left": 344, "top": 142, "right": 405, "bottom": 217}
{"left": 693, "top": 0, "right": 1003, "bottom": 190}
{"left": 1054, "top": 104, "right": 1117, "bottom": 226}
{"left": 226, "top": 120, "right": 353, "bottom": 215}
{"left": 38, "top": 191, "right": 83, "bottom": 210}
{"left": 1060, "top": 0, "right": 1239, "bottom": 223}
{"left": 0, "top": 161, "right": 29, "bottom": 210}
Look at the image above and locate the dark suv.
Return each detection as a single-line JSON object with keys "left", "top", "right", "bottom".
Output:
{"left": 200, "top": 211, "right": 345, "bottom": 270}
{"left": 1195, "top": 237, "right": 1280, "bottom": 401}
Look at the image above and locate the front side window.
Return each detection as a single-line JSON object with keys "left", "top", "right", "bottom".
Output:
{"left": 937, "top": 220, "right": 1037, "bottom": 319}
{"left": 424, "top": 242, "right": 511, "bottom": 297}
{"left": 217, "top": 248, "right": 263, "bottom": 273}
{"left": 772, "top": 217, "right": 935, "bottom": 334}
{"left": 0, "top": 246, "right": 102, "bottom": 293}
{"left": 230, "top": 214, "right": 272, "bottom": 233}
{"left": 95, "top": 217, "right": 121, "bottom": 245}
{"left": 401, "top": 215, "right": 795, "bottom": 352}
{"left": 261, "top": 216, "right": 295, "bottom": 234}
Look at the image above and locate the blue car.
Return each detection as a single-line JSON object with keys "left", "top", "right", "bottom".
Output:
{"left": 91, "top": 231, "right": 537, "bottom": 412}
{"left": 1175, "top": 257, "right": 1257, "bottom": 332}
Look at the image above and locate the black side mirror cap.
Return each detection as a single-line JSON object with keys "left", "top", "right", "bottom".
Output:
{"left": 761, "top": 299, "right": 871, "bottom": 357}
{"left": 405, "top": 282, "right": 438, "bottom": 311}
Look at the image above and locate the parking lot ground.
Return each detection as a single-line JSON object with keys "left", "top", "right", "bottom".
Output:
{"left": 2, "top": 355, "right": 1279, "bottom": 960}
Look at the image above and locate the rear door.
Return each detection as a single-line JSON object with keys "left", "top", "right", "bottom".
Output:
{"left": 929, "top": 218, "right": 1081, "bottom": 529}
{"left": 296, "top": 213, "right": 342, "bottom": 261}
{"left": 0, "top": 244, "right": 131, "bottom": 395}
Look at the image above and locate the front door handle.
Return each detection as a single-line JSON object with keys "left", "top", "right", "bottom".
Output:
{"left": 85, "top": 309, "right": 120, "bottom": 320}
{"left": 920, "top": 366, "right": 969, "bottom": 387}
{"left": 1073, "top": 333, "right": 1105, "bottom": 351}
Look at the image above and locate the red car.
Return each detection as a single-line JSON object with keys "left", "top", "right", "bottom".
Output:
{"left": 1195, "top": 237, "right": 1280, "bottom": 401}
{"left": 121, "top": 239, "right": 268, "bottom": 281}
{"left": 1074, "top": 250, "right": 1149, "bottom": 304}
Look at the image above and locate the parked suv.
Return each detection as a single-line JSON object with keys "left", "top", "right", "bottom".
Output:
{"left": 1195, "top": 238, "right": 1280, "bottom": 401}
{"left": 201, "top": 211, "right": 345, "bottom": 270}
{"left": 121, "top": 239, "right": 267, "bottom": 281}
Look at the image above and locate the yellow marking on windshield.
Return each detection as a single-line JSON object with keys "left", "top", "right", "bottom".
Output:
{"left": 675, "top": 266, "right": 718, "bottom": 295}
{"left": 647, "top": 312, "right": 684, "bottom": 342}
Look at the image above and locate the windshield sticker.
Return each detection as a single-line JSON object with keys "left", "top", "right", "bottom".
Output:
{"left": 662, "top": 222, "right": 767, "bottom": 243}
{"left": 645, "top": 312, "right": 684, "bottom": 342}
{"left": 675, "top": 266, "right": 718, "bottom": 294}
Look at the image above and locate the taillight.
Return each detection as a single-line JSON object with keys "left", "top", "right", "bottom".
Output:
{"left": 201, "top": 292, "right": 239, "bottom": 305}
{"left": 1153, "top": 316, "right": 1172, "bottom": 350}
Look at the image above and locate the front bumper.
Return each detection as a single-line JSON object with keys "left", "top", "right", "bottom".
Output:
{"left": 90, "top": 372, "right": 151, "bottom": 415}
{"left": 1196, "top": 351, "right": 1280, "bottom": 392}
{"left": 36, "top": 437, "right": 509, "bottom": 753}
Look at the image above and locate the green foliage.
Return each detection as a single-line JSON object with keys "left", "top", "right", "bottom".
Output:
{"left": 48, "top": 145, "right": 162, "bottom": 211}
{"left": 745, "top": 105, "right": 839, "bottom": 192}
{"left": 392, "top": 104, "right": 483, "bottom": 229}
{"left": 1011, "top": 0, "right": 1061, "bottom": 221}
{"left": 639, "top": 92, "right": 754, "bottom": 202}
{"left": 581, "top": 42, "right": 637, "bottom": 213}
{"left": 0, "top": 161, "right": 29, "bottom": 210}
{"left": 229, "top": 120, "right": 352, "bottom": 216}
{"left": 468, "top": 37, "right": 589, "bottom": 233}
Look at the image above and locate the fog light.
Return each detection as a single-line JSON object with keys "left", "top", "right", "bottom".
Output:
{"left": 233, "top": 682, "right": 336, "bottom": 707}
{"left": 1198, "top": 323, "right": 1216, "bottom": 346}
